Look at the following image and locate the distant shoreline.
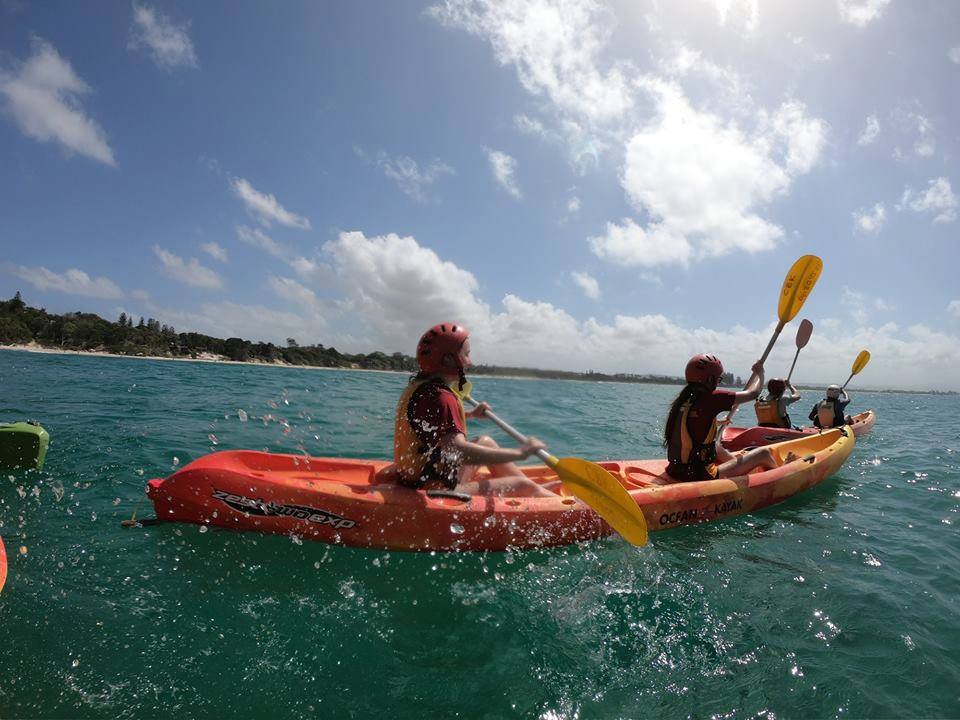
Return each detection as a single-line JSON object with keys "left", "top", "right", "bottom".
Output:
{"left": 0, "top": 343, "right": 408, "bottom": 376}
{"left": 1, "top": 343, "right": 954, "bottom": 395}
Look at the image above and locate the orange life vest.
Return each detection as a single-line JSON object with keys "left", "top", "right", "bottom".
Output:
{"left": 667, "top": 394, "right": 720, "bottom": 479}
{"left": 393, "top": 377, "right": 467, "bottom": 488}
{"left": 754, "top": 398, "right": 788, "bottom": 427}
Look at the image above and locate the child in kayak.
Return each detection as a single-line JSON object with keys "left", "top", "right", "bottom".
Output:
{"left": 664, "top": 354, "right": 785, "bottom": 481}
{"left": 753, "top": 377, "right": 801, "bottom": 429}
{"left": 387, "top": 323, "right": 554, "bottom": 497}
{"left": 809, "top": 385, "right": 852, "bottom": 429}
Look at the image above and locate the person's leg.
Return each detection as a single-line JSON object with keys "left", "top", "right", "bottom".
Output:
{"left": 716, "top": 446, "right": 780, "bottom": 477}
{"left": 470, "top": 435, "right": 525, "bottom": 477}
{"left": 458, "top": 475, "right": 556, "bottom": 497}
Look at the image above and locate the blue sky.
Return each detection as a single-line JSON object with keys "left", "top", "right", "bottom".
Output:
{"left": 1, "top": 0, "right": 958, "bottom": 389}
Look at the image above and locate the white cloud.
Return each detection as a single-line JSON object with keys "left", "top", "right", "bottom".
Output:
{"left": 838, "top": 0, "right": 892, "bottom": 27}
{"left": 200, "top": 242, "right": 228, "bottom": 263}
{"left": 149, "top": 300, "right": 330, "bottom": 348}
{"left": 356, "top": 147, "right": 454, "bottom": 202}
{"left": 857, "top": 115, "right": 880, "bottom": 146}
{"left": 237, "top": 225, "right": 288, "bottom": 260}
{"left": 948, "top": 300, "right": 960, "bottom": 318}
{"left": 589, "top": 218, "right": 692, "bottom": 268}
{"left": 767, "top": 99, "right": 827, "bottom": 175}
{"left": 236, "top": 226, "right": 321, "bottom": 281}
{"left": 705, "top": 0, "right": 759, "bottom": 34}
{"left": 322, "top": 231, "right": 490, "bottom": 350}
{"left": 429, "top": 0, "right": 633, "bottom": 125}
{"left": 853, "top": 203, "right": 886, "bottom": 233}
{"left": 567, "top": 196, "right": 581, "bottom": 213}
{"left": 128, "top": 2, "right": 197, "bottom": 70}
{"left": 317, "top": 232, "right": 960, "bottom": 387}
{"left": 230, "top": 177, "right": 311, "bottom": 230}
{"left": 0, "top": 37, "right": 115, "bottom": 165}
{"left": 267, "top": 275, "right": 327, "bottom": 322}
{"left": 571, "top": 271, "right": 600, "bottom": 299}
{"left": 431, "top": 0, "right": 826, "bottom": 269}
{"left": 514, "top": 113, "right": 552, "bottom": 139}
{"left": 9, "top": 265, "right": 123, "bottom": 299}
{"left": 841, "top": 286, "right": 893, "bottom": 324}
{"left": 950, "top": 47, "right": 960, "bottom": 64}
{"left": 152, "top": 245, "right": 223, "bottom": 289}
{"left": 610, "top": 79, "right": 823, "bottom": 265}
{"left": 486, "top": 148, "right": 522, "bottom": 199}
{"left": 897, "top": 177, "right": 958, "bottom": 224}
{"left": 912, "top": 114, "right": 934, "bottom": 157}
{"left": 130, "top": 289, "right": 150, "bottom": 301}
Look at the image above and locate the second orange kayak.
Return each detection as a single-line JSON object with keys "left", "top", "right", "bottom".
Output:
{"left": 722, "top": 410, "right": 875, "bottom": 451}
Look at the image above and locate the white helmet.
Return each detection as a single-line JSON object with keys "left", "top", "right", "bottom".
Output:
{"left": 826, "top": 384, "right": 841, "bottom": 399}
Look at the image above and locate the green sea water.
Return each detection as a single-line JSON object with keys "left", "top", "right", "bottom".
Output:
{"left": 0, "top": 349, "right": 957, "bottom": 719}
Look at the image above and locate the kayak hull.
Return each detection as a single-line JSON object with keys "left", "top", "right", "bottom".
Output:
{"left": 0, "top": 537, "right": 6, "bottom": 594}
{"left": 722, "top": 410, "right": 875, "bottom": 452}
{"left": 0, "top": 421, "right": 49, "bottom": 471}
{"left": 147, "top": 428, "right": 855, "bottom": 552}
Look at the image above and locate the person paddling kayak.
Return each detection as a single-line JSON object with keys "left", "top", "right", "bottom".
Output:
{"left": 665, "top": 354, "right": 784, "bottom": 481}
{"left": 753, "top": 377, "right": 801, "bottom": 429}
{"left": 387, "top": 323, "right": 554, "bottom": 497}
{"left": 809, "top": 385, "right": 852, "bottom": 429}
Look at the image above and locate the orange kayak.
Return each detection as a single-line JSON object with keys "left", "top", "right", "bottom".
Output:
{"left": 0, "top": 537, "right": 7, "bottom": 594}
{"left": 722, "top": 410, "right": 875, "bottom": 451}
{"left": 146, "top": 428, "right": 854, "bottom": 552}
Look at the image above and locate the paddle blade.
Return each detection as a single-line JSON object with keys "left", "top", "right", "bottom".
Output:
{"left": 778, "top": 255, "right": 823, "bottom": 323}
{"left": 796, "top": 318, "right": 814, "bottom": 349}
{"left": 851, "top": 349, "right": 871, "bottom": 375}
{"left": 554, "top": 458, "right": 648, "bottom": 547}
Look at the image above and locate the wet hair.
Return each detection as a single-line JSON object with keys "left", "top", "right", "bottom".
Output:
{"left": 663, "top": 383, "right": 709, "bottom": 447}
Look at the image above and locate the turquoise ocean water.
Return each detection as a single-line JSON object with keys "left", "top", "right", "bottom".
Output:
{"left": 0, "top": 349, "right": 957, "bottom": 719}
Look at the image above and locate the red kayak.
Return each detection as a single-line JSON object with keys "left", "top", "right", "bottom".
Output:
{"left": 722, "top": 410, "right": 875, "bottom": 452}
{"left": 146, "top": 428, "right": 854, "bottom": 552}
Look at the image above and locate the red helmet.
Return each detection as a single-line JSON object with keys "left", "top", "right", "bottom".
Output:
{"left": 767, "top": 378, "right": 786, "bottom": 396}
{"left": 685, "top": 354, "right": 723, "bottom": 386}
{"left": 416, "top": 323, "right": 471, "bottom": 375}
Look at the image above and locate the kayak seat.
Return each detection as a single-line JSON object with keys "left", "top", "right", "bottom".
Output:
{"left": 623, "top": 466, "right": 671, "bottom": 488}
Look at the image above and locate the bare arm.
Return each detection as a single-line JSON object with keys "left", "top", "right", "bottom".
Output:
{"left": 733, "top": 361, "right": 765, "bottom": 405}
{"left": 442, "top": 433, "right": 543, "bottom": 465}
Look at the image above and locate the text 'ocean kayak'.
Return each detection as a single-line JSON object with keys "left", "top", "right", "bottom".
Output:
{"left": 146, "top": 428, "right": 854, "bottom": 551}
{"left": 722, "top": 410, "right": 875, "bottom": 452}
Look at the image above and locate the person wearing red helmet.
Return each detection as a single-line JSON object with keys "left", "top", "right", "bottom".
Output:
{"left": 664, "top": 354, "right": 781, "bottom": 481}
{"left": 389, "top": 323, "right": 554, "bottom": 497}
{"left": 754, "top": 377, "right": 801, "bottom": 428}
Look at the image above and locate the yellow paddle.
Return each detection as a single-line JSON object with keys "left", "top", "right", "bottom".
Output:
{"left": 725, "top": 255, "right": 823, "bottom": 424}
{"left": 785, "top": 319, "right": 814, "bottom": 383}
{"left": 841, "top": 349, "right": 871, "bottom": 390}
{"left": 464, "top": 395, "right": 648, "bottom": 547}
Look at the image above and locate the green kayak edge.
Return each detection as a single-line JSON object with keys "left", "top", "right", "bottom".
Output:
{"left": 0, "top": 421, "right": 49, "bottom": 471}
